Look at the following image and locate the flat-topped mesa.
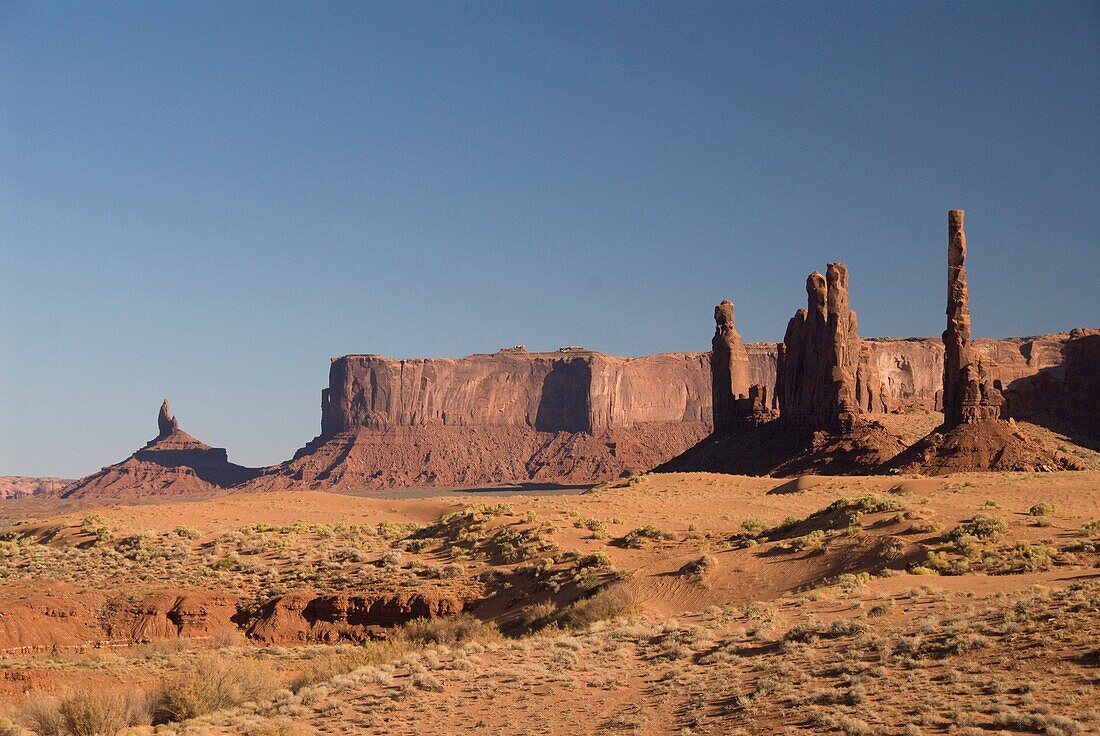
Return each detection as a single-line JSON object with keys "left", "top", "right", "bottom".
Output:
{"left": 776, "top": 263, "right": 877, "bottom": 432}
{"left": 942, "top": 210, "right": 1004, "bottom": 425}
{"left": 319, "top": 350, "right": 712, "bottom": 437}
{"left": 157, "top": 398, "right": 179, "bottom": 439}
{"left": 710, "top": 300, "right": 761, "bottom": 432}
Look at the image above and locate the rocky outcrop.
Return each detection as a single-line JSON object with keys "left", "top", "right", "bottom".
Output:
{"left": 60, "top": 401, "right": 259, "bottom": 499}
{"left": 253, "top": 422, "right": 711, "bottom": 491}
{"left": 157, "top": 398, "right": 179, "bottom": 439}
{"left": 776, "top": 263, "right": 879, "bottom": 431}
{"left": 1003, "top": 329, "right": 1100, "bottom": 433}
{"left": 252, "top": 349, "right": 715, "bottom": 490}
{"left": 104, "top": 592, "right": 240, "bottom": 642}
{"left": 711, "top": 301, "right": 769, "bottom": 432}
{"left": 942, "top": 210, "right": 1004, "bottom": 425}
{"left": 244, "top": 590, "right": 466, "bottom": 644}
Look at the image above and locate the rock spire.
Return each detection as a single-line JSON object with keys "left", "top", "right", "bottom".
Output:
{"left": 941, "top": 210, "right": 1004, "bottom": 425}
{"left": 157, "top": 398, "right": 179, "bottom": 439}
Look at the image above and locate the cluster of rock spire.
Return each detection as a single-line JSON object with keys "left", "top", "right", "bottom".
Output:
{"left": 711, "top": 209, "right": 1003, "bottom": 435}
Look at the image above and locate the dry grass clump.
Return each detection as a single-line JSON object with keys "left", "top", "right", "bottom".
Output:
{"left": 556, "top": 585, "right": 636, "bottom": 629}
{"left": 151, "top": 652, "right": 283, "bottom": 722}
{"left": 398, "top": 613, "right": 499, "bottom": 646}
{"left": 20, "top": 689, "right": 150, "bottom": 736}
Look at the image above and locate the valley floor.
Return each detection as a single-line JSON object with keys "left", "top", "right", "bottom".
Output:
{"left": 0, "top": 471, "right": 1097, "bottom": 735}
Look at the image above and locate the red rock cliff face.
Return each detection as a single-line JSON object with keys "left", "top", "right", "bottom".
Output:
{"left": 749, "top": 335, "right": 1073, "bottom": 416}
{"left": 319, "top": 349, "right": 711, "bottom": 436}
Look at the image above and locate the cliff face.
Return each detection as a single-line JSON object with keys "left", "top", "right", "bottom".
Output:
{"left": 747, "top": 335, "right": 1073, "bottom": 416}
{"left": 320, "top": 349, "right": 711, "bottom": 436}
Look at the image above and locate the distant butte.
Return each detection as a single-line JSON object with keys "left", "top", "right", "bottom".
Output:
{"left": 60, "top": 400, "right": 260, "bottom": 499}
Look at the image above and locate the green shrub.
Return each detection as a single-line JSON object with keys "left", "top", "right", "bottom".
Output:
{"left": 740, "top": 518, "right": 766, "bottom": 535}
{"left": 948, "top": 515, "right": 1007, "bottom": 542}
{"left": 621, "top": 525, "right": 673, "bottom": 548}
{"left": 1028, "top": 502, "right": 1056, "bottom": 517}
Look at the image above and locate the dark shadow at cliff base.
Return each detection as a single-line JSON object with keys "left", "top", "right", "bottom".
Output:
{"left": 654, "top": 420, "right": 908, "bottom": 478}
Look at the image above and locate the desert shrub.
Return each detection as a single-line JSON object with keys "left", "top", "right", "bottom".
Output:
{"left": 520, "top": 601, "right": 558, "bottom": 627}
{"left": 557, "top": 585, "right": 635, "bottom": 629}
{"left": 992, "top": 710, "right": 1081, "bottom": 735}
{"left": 243, "top": 723, "right": 314, "bottom": 736}
{"left": 1010, "top": 542, "right": 1055, "bottom": 572}
{"left": 379, "top": 549, "right": 404, "bottom": 569}
{"left": 621, "top": 525, "right": 674, "bottom": 548}
{"left": 790, "top": 530, "right": 825, "bottom": 551}
{"left": 152, "top": 653, "right": 282, "bottom": 722}
{"left": 21, "top": 689, "right": 149, "bottom": 736}
{"left": 680, "top": 554, "right": 716, "bottom": 575}
{"left": 740, "top": 518, "right": 766, "bottom": 535}
{"left": 1080, "top": 520, "right": 1100, "bottom": 537}
{"left": 399, "top": 614, "right": 498, "bottom": 646}
{"left": 1028, "top": 502, "right": 1056, "bottom": 517}
{"left": 209, "top": 627, "right": 248, "bottom": 649}
{"left": 577, "top": 551, "right": 613, "bottom": 569}
{"left": 949, "top": 515, "right": 1007, "bottom": 542}
{"left": 411, "top": 672, "right": 443, "bottom": 692}
{"left": 945, "top": 632, "right": 990, "bottom": 655}
{"left": 0, "top": 718, "right": 23, "bottom": 736}
{"left": 783, "top": 618, "right": 825, "bottom": 643}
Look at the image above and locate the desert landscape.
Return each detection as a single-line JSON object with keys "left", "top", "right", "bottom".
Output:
{"left": 3, "top": 3, "right": 1098, "bottom": 735}
{"left": 0, "top": 208, "right": 1097, "bottom": 735}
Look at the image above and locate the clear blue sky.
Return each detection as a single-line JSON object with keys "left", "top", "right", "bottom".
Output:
{"left": 2, "top": 1, "right": 1097, "bottom": 477}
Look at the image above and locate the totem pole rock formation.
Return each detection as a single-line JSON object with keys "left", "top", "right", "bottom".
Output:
{"left": 157, "top": 398, "right": 180, "bottom": 439}
{"left": 710, "top": 300, "right": 758, "bottom": 432}
{"left": 941, "top": 210, "right": 1004, "bottom": 426}
{"left": 776, "top": 263, "right": 879, "bottom": 432}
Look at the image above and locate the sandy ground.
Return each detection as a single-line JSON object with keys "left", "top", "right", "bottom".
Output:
{"left": 0, "top": 470, "right": 1097, "bottom": 734}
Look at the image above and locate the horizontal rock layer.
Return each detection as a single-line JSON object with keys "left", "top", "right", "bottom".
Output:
{"left": 321, "top": 350, "right": 711, "bottom": 434}
{"left": 320, "top": 336, "right": 1077, "bottom": 435}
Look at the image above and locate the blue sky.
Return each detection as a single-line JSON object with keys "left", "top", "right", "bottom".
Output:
{"left": 2, "top": 1, "right": 1097, "bottom": 477}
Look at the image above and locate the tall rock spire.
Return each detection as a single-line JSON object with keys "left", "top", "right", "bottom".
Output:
{"left": 157, "top": 398, "right": 179, "bottom": 439}
{"left": 941, "top": 210, "right": 1003, "bottom": 425}
{"left": 710, "top": 300, "right": 752, "bottom": 432}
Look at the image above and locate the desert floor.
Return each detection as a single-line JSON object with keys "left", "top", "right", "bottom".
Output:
{"left": 0, "top": 470, "right": 1097, "bottom": 735}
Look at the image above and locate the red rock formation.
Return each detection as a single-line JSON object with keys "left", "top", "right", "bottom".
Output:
{"left": 776, "top": 263, "right": 875, "bottom": 431}
{"left": 887, "top": 211, "right": 1078, "bottom": 475}
{"left": 244, "top": 590, "right": 466, "bottom": 644}
{"left": 0, "top": 476, "right": 72, "bottom": 500}
{"left": 942, "top": 210, "right": 1004, "bottom": 425}
{"left": 320, "top": 350, "right": 711, "bottom": 434}
{"left": 251, "top": 349, "right": 714, "bottom": 490}
{"left": 60, "top": 401, "right": 259, "bottom": 499}
{"left": 710, "top": 300, "right": 760, "bottom": 432}
{"left": 1003, "top": 329, "right": 1100, "bottom": 432}
{"left": 157, "top": 398, "right": 179, "bottom": 439}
